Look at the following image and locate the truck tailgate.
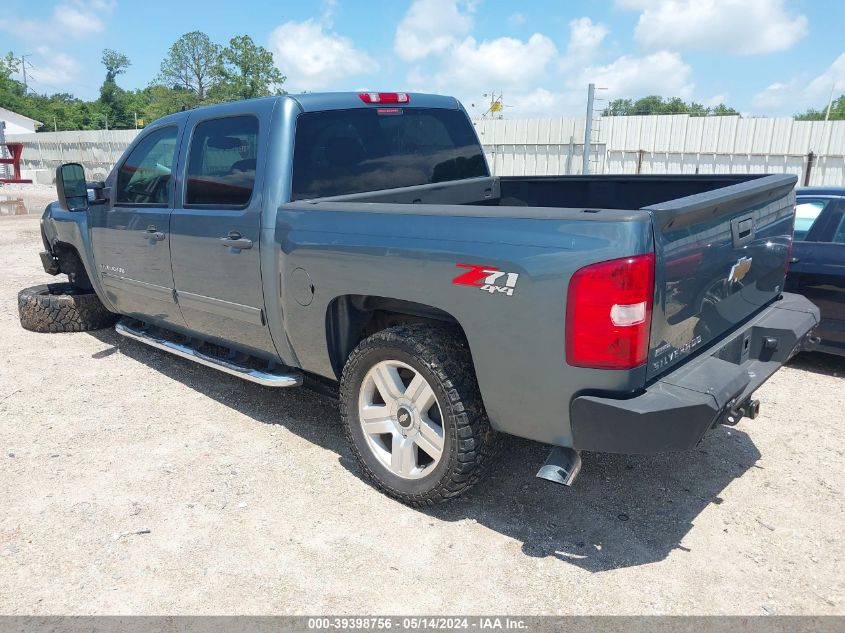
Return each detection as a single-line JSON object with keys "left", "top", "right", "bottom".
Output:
{"left": 644, "top": 174, "right": 798, "bottom": 381}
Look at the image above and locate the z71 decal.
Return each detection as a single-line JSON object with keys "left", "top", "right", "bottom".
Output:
{"left": 452, "top": 263, "right": 520, "bottom": 297}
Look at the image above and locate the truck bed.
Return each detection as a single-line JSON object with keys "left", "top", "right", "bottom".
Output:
{"left": 294, "top": 172, "right": 797, "bottom": 381}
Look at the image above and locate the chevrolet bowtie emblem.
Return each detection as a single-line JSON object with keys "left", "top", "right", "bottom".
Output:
{"left": 729, "top": 256, "right": 753, "bottom": 284}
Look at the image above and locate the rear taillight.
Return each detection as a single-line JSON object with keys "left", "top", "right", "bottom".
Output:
{"left": 566, "top": 253, "right": 655, "bottom": 370}
{"left": 358, "top": 92, "right": 410, "bottom": 104}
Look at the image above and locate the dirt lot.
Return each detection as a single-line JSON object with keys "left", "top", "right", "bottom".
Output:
{"left": 0, "top": 207, "right": 843, "bottom": 615}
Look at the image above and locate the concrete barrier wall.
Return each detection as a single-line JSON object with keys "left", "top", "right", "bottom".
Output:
{"left": 7, "top": 129, "right": 140, "bottom": 182}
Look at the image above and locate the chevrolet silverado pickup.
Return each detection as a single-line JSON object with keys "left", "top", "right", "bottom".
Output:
{"left": 21, "top": 91, "right": 819, "bottom": 505}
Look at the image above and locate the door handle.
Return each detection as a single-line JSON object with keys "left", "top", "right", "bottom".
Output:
{"left": 790, "top": 257, "right": 800, "bottom": 263}
{"left": 220, "top": 231, "right": 253, "bottom": 250}
{"left": 144, "top": 226, "right": 165, "bottom": 242}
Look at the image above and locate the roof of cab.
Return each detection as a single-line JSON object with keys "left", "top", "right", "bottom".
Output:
{"left": 289, "top": 92, "right": 459, "bottom": 112}
{"left": 148, "top": 92, "right": 461, "bottom": 127}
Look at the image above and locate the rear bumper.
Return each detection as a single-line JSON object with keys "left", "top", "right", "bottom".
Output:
{"left": 570, "top": 292, "right": 819, "bottom": 454}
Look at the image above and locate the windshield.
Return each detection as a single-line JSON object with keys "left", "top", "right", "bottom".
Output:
{"left": 291, "top": 107, "right": 488, "bottom": 200}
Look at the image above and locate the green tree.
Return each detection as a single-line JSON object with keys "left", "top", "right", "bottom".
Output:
{"left": 101, "top": 49, "right": 130, "bottom": 83}
{"left": 710, "top": 103, "right": 740, "bottom": 116}
{"left": 39, "top": 94, "right": 90, "bottom": 131}
{"left": 0, "top": 52, "right": 26, "bottom": 114}
{"left": 211, "top": 35, "right": 286, "bottom": 101}
{"left": 795, "top": 95, "right": 845, "bottom": 121}
{"left": 97, "top": 49, "right": 137, "bottom": 129}
{"left": 158, "top": 31, "right": 221, "bottom": 102}
{"left": 1, "top": 52, "right": 20, "bottom": 79}
{"left": 1, "top": 49, "right": 146, "bottom": 131}
{"left": 144, "top": 84, "right": 197, "bottom": 120}
{"left": 602, "top": 95, "right": 739, "bottom": 117}
{"left": 602, "top": 98, "right": 633, "bottom": 116}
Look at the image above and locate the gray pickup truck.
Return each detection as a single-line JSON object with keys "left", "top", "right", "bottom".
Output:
{"left": 21, "top": 91, "right": 819, "bottom": 506}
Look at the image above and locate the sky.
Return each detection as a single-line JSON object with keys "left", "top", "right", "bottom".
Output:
{"left": 2, "top": 0, "right": 844, "bottom": 119}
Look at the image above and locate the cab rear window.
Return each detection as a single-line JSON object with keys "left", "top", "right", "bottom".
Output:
{"left": 291, "top": 108, "right": 487, "bottom": 200}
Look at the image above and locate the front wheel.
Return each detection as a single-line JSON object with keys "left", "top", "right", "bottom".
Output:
{"left": 340, "top": 324, "right": 499, "bottom": 506}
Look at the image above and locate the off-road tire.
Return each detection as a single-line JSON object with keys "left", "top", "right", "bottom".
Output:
{"left": 18, "top": 283, "right": 117, "bottom": 333}
{"left": 340, "top": 324, "right": 500, "bottom": 506}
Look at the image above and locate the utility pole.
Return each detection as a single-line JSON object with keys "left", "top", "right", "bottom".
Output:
{"left": 825, "top": 83, "right": 836, "bottom": 121}
{"left": 582, "top": 83, "right": 595, "bottom": 175}
{"left": 20, "top": 54, "right": 32, "bottom": 93}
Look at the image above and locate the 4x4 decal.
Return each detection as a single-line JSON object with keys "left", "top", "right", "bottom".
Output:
{"left": 452, "top": 263, "right": 519, "bottom": 297}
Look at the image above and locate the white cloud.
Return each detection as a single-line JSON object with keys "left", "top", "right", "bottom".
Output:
{"left": 24, "top": 46, "right": 83, "bottom": 87}
{"left": 751, "top": 53, "right": 845, "bottom": 113}
{"left": 620, "top": 0, "right": 808, "bottom": 55}
{"left": 53, "top": 4, "right": 108, "bottom": 35}
{"left": 507, "top": 13, "right": 526, "bottom": 27}
{"left": 804, "top": 53, "right": 845, "bottom": 104}
{"left": 320, "top": 0, "right": 339, "bottom": 25}
{"left": 0, "top": 0, "right": 116, "bottom": 42}
{"left": 401, "top": 10, "right": 698, "bottom": 118}
{"left": 580, "top": 51, "right": 695, "bottom": 100}
{"left": 394, "top": 0, "right": 475, "bottom": 62}
{"left": 752, "top": 83, "right": 790, "bottom": 110}
{"left": 80, "top": 0, "right": 117, "bottom": 10}
{"left": 506, "top": 88, "right": 584, "bottom": 119}
{"left": 434, "top": 33, "right": 558, "bottom": 91}
{"left": 0, "top": 1, "right": 117, "bottom": 93}
{"left": 703, "top": 94, "right": 728, "bottom": 108}
{"left": 269, "top": 18, "right": 378, "bottom": 91}
{"left": 561, "top": 17, "right": 608, "bottom": 70}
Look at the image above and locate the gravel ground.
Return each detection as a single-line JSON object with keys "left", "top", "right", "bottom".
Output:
{"left": 0, "top": 211, "right": 843, "bottom": 615}
{"left": 0, "top": 185, "right": 56, "bottom": 216}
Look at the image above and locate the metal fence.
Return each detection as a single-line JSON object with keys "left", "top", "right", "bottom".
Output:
{"left": 473, "top": 115, "right": 845, "bottom": 185}
{"left": 9, "top": 115, "right": 845, "bottom": 186}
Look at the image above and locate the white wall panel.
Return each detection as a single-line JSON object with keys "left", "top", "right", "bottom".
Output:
{"left": 11, "top": 116, "right": 845, "bottom": 186}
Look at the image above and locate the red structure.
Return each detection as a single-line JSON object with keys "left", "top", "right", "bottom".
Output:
{"left": 0, "top": 142, "right": 32, "bottom": 184}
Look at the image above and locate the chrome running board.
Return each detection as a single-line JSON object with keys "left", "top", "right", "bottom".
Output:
{"left": 115, "top": 320, "right": 303, "bottom": 388}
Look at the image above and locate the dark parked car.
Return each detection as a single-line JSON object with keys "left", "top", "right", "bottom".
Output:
{"left": 786, "top": 187, "right": 845, "bottom": 356}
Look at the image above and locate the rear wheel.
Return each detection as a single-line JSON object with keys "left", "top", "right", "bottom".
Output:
{"left": 18, "top": 283, "right": 117, "bottom": 333}
{"left": 340, "top": 324, "right": 499, "bottom": 506}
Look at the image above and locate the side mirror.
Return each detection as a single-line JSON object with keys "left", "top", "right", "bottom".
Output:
{"left": 56, "top": 163, "right": 89, "bottom": 212}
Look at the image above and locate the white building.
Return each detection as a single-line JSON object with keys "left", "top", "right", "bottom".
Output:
{"left": 0, "top": 107, "right": 42, "bottom": 135}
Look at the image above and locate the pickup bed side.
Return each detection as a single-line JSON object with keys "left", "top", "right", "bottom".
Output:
{"left": 268, "top": 201, "right": 654, "bottom": 447}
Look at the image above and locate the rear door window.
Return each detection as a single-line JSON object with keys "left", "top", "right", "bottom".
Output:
{"left": 794, "top": 200, "right": 828, "bottom": 240}
{"left": 291, "top": 108, "right": 488, "bottom": 200}
{"left": 186, "top": 116, "right": 259, "bottom": 207}
{"left": 795, "top": 197, "right": 845, "bottom": 243}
